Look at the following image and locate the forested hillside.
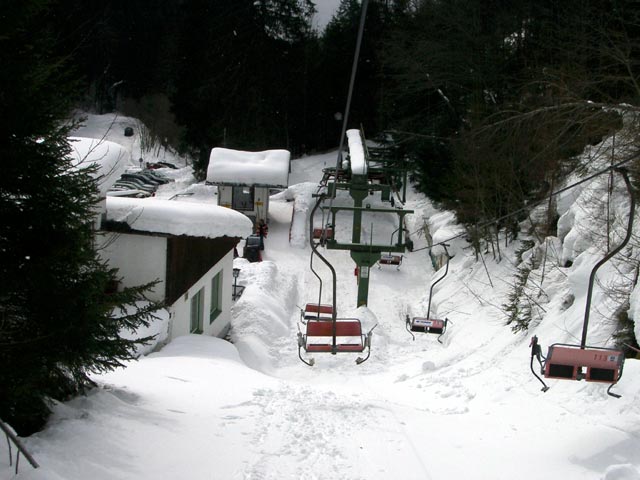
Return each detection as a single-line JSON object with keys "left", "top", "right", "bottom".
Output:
{"left": 43, "top": 1, "right": 640, "bottom": 208}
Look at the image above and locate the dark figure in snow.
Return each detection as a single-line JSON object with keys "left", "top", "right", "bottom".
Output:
{"left": 257, "top": 219, "right": 268, "bottom": 250}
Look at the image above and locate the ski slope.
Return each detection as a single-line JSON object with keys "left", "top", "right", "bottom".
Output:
{"left": 3, "top": 149, "right": 640, "bottom": 480}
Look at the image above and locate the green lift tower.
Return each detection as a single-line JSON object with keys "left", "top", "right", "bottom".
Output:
{"left": 319, "top": 129, "right": 413, "bottom": 307}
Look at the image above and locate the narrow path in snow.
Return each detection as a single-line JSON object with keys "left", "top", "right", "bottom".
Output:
{"left": 234, "top": 177, "right": 443, "bottom": 479}
{"left": 229, "top": 154, "right": 640, "bottom": 480}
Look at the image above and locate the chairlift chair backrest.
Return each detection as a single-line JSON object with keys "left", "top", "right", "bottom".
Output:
{"left": 379, "top": 254, "right": 402, "bottom": 265}
{"left": 410, "top": 317, "right": 446, "bottom": 335}
{"left": 303, "top": 303, "right": 334, "bottom": 321}
{"left": 544, "top": 344, "right": 624, "bottom": 383}
{"left": 313, "top": 226, "right": 334, "bottom": 239}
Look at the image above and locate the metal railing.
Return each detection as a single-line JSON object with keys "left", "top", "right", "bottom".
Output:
{"left": 1, "top": 419, "right": 39, "bottom": 474}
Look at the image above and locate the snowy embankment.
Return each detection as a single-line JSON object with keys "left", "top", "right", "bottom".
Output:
{"left": 3, "top": 120, "right": 640, "bottom": 480}
{"left": 8, "top": 336, "right": 278, "bottom": 480}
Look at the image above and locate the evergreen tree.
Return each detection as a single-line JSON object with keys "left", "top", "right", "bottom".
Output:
{"left": 381, "top": 0, "right": 528, "bottom": 201}
{"left": 317, "top": 0, "right": 391, "bottom": 143}
{"left": 380, "top": 0, "right": 637, "bottom": 233}
{"left": 170, "top": 0, "right": 317, "bottom": 177}
{"left": 0, "top": 1, "right": 161, "bottom": 435}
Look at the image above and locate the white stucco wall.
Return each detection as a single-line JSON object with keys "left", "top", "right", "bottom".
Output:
{"left": 97, "top": 232, "right": 167, "bottom": 302}
{"left": 98, "top": 231, "right": 235, "bottom": 341}
{"left": 169, "top": 249, "right": 235, "bottom": 339}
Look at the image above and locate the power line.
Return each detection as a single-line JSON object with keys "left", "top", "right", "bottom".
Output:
{"left": 333, "top": 0, "right": 369, "bottom": 180}
{"left": 326, "top": 0, "right": 369, "bottom": 220}
{"left": 386, "top": 129, "right": 450, "bottom": 141}
{"left": 411, "top": 157, "right": 636, "bottom": 252}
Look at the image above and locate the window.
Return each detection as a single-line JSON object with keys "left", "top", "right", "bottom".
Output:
{"left": 210, "top": 271, "right": 223, "bottom": 323}
{"left": 190, "top": 288, "right": 204, "bottom": 334}
{"left": 232, "top": 186, "right": 254, "bottom": 211}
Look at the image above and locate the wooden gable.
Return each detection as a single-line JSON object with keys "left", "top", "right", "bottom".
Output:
{"left": 165, "top": 235, "right": 239, "bottom": 305}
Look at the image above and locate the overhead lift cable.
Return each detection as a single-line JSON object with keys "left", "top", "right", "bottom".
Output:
{"left": 297, "top": 0, "right": 376, "bottom": 366}
{"left": 331, "top": 0, "right": 370, "bottom": 195}
{"left": 409, "top": 158, "right": 635, "bottom": 252}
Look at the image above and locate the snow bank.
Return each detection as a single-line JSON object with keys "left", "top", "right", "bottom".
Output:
{"left": 68, "top": 137, "right": 129, "bottom": 195}
{"left": 70, "top": 112, "right": 190, "bottom": 170}
{"left": 628, "top": 283, "right": 640, "bottom": 343}
{"left": 272, "top": 181, "right": 323, "bottom": 248}
{"left": 229, "top": 259, "right": 298, "bottom": 373}
{"left": 11, "top": 336, "right": 274, "bottom": 480}
{"left": 602, "top": 464, "right": 640, "bottom": 480}
{"left": 207, "top": 147, "right": 290, "bottom": 187}
{"left": 149, "top": 333, "right": 243, "bottom": 362}
{"left": 558, "top": 176, "right": 608, "bottom": 264}
{"left": 106, "top": 196, "right": 253, "bottom": 239}
{"left": 557, "top": 166, "right": 634, "bottom": 271}
{"left": 428, "top": 210, "right": 464, "bottom": 257}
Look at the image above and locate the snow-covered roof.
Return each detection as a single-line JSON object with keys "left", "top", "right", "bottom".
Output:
{"left": 347, "top": 129, "right": 367, "bottom": 176}
{"left": 68, "top": 137, "right": 129, "bottom": 196}
{"left": 207, "top": 147, "right": 290, "bottom": 188}
{"left": 106, "top": 197, "right": 253, "bottom": 239}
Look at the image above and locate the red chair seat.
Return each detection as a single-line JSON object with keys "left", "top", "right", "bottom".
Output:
{"left": 303, "top": 320, "right": 365, "bottom": 353}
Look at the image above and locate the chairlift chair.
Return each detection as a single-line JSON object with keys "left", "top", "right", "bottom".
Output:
{"left": 301, "top": 270, "right": 335, "bottom": 323}
{"left": 529, "top": 167, "right": 634, "bottom": 398}
{"left": 297, "top": 318, "right": 377, "bottom": 366}
{"left": 301, "top": 243, "right": 335, "bottom": 323}
{"left": 407, "top": 316, "right": 448, "bottom": 339}
{"left": 297, "top": 193, "right": 377, "bottom": 366}
{"left": 378, "top": 227, "right": 405, "bottom": 270}
{"left": 312, "top": 224, "right": 334, "bottom": 246}
{"left": 378, "top": 253, "right": 403, "bottom": 269}
{"left": 312, "top": 196, "right": 334, "bottom": 246}
{"left": 530, "top": 337, "right": 625, "bottom": 398}
{"left": 407, "top": 244, "right": 451, "bottom": 343}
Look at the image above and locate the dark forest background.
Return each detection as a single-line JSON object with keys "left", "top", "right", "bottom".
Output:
{"left": 47, "top": 0, "right": 640, "bottom": 215}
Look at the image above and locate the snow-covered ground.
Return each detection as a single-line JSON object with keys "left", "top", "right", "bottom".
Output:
{"left": 3, "top": 116, "right": 640, "bottom": 480}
